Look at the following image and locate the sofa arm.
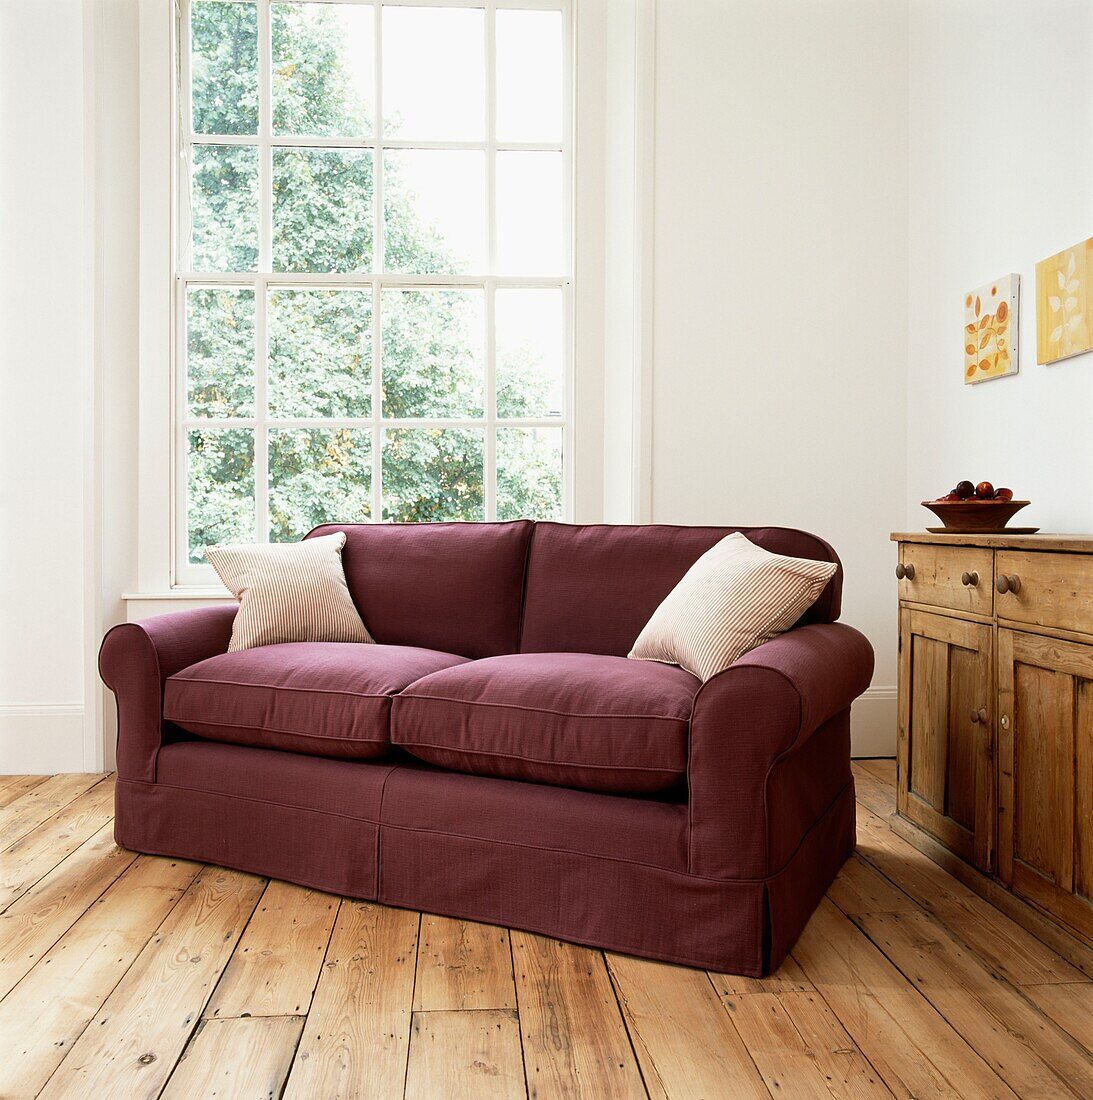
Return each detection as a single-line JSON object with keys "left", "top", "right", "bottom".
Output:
{"left": 99, "top": 605, "right": 237, "bottom": 781}
{"left": 686, "top": 622, "right": 874, "bottom": 879}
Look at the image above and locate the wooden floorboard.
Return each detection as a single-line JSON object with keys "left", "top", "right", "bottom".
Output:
{"left": 0, "top": 776, "right": 117, "bottom": 912}
{"left": 0, "top": 773, "right": 104, "bottom": 850}
{"left": 851, "top": 760, "right": 898, "bottom": 819}
{"left": 1, "top": 768, "right": 1090, "bottom": 1099}
{"left": 0, "top": 774, "right": 48, "bottom": 809}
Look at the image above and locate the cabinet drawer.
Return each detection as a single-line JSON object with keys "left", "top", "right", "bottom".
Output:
{"left": 995, "top": 550, "right": 1093, "bottom": 636}
{"left": 898, "top": 544, "right": 994, "bottom": 615}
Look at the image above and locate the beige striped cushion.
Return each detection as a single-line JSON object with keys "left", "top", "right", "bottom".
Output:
{"left": 627, "top": 532, "right": 837, "bottom": 682}
{"left": 206, "top": 532, "right": 373, "bottom": 652}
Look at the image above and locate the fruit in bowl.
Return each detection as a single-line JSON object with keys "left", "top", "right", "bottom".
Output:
{"left": 923, "top": 480, "right": 1031, "bottom": 532}
{"left": 932, "top": 482, "right": 1014, "bottom": 504}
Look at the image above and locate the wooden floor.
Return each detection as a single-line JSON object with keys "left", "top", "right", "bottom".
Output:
{"left": 1, "top": 764, "right": 1092, "bottom": 1098}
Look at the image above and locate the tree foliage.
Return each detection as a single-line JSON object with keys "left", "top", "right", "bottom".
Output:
{"left": 187, "top": 1, "right": 562, "bottom": 560}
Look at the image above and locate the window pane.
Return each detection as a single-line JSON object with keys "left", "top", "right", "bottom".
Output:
{"left": 382, "top": 429, "right": 484, "bottom": 522}
{"left": 187, "top": 287, "right": 255, "bottom": 417}
{"left": 269, "top": 428, "right": 371, "bottom": 542}
{"left": 381, "top": 290, "right": 483, "bottom": 418}
{"left": 495, "top": 289, "right": 563, "bottom": 418}
{"left": 269, "top": 289, "right": 371, "bottom": 418}
{"left": 496, "top": 152, "right": 563, "bottom": 274}
{"left": 187, "top": 428, "right": 255, "bottom": 563}
{"left": 273, "top": 148, "right": 373, "bottom": 272}
{"left": 382, "top": 6, "right": 484, "bottom": 141}
{"left": 272, "top": 2, "right": 373, "bottom": 137}
{"left": 496, "top": 10, "right": 562, "bottom": 143}
{"left": 191, "top": 144, "right": 259, "bottom": 272}
{"left": 383, "top": 151, "right": 485, "bottom": 275}
{"left": 191, "top": 0, "right": 258, "bottom": 135}
{"left": 496, "top": 427, "right": 563, "bottom": 521}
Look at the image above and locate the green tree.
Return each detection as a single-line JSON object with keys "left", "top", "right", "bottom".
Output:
{"left": 187, "top": 1, "right": 561, "bottom": 560}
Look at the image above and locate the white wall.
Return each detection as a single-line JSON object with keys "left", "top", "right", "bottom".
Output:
{"left": 908, "top": 1, "right": 1093, "bottom": 530}
{"left": 91, "top": 0, "right": 142, "bottom": 771}
{"left": 26, "top": 1, "right": 1086, "bottom": 770}
{"left": 0, "top": 1, "right": 90, "bottom": 770}
{"left": 649, "top": 0, "right": 909, "bottom": 753}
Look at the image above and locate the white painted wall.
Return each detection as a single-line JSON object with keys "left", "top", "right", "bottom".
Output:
{"left": 91, "top": 0, "right": 142, "bottom": 771}
{"left": 26, "top": 1, "right": 1088, "bottom": 769}
{"left": 0, "top": 1, "right": 90, "bottom": 770}
{"left": 649, "top": 0, "right": 909, "bottom": 753}
{"left": 907, "top": 1, "right": 1093, "bottom": 531}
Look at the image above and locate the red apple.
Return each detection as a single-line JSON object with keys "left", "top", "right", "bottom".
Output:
{"left": 975, "top": 481, "right": 994, "bottom": 499}
{"left": 994, "top": 486, "right": 1013, "bottom": 501}
{"left": 955, "top": 480, "right": 975, "bottom": 499}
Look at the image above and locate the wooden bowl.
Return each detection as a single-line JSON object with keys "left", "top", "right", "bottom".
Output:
{"left": 920, "top": 499, "right": 1032, "bottom": 533}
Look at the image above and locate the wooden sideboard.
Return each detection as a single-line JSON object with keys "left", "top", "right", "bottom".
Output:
{"left": 891, "top": 531, "right": 1093, "bottom": 954}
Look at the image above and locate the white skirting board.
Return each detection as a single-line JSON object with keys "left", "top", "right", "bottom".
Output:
{"left": 851, "top": 685, "right": 898, "bottom": 758}
{"left": 0, "top": 704, "right": 86, "bottom": 774}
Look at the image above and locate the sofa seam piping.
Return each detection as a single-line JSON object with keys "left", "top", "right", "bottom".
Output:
{"left": 514, "top": 520, "right": 535, "bottom": 653}
{"left": 686, "top": 662, "right": 806, "bottom": 875}
{"left": 167, "top": 679, "right": 416, "bottom": 700}
{"left": 165, "top": 718, "right": 389, "bottom": 745}
{"left": 375, "top": 763, "right": 399, "bottom": 898}
{"left": 399, "top": 740, "right": 681, "bottom": 773}
{"left": 397, "top": 694, "right": 691, "bottom": 722}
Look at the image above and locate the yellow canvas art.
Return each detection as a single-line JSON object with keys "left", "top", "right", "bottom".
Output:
{"left": 1037, "top": 237, "right": 1093, "bottom": 364}
{"left": 964, "top": 275, "right": 1019, "bottom": 384}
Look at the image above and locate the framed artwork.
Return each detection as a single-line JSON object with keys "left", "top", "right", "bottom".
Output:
{"left": 1037, "top": 237, "right": 1093, "bottom": 364}
{"left": 964, "top": 275, "right": 1019, "bottom": 384}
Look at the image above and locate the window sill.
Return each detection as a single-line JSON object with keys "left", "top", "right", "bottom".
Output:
{"left": 123, "top": 589, "right": 235, "bottom": 623}
{"left": 123, "top": 588, "right": 232, "bottom": 600}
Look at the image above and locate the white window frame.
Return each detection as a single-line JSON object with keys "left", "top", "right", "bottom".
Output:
{"left": 170, "top": 0, "right": 576, "bottom": 584}
{"left": 135, "top": 0, "right": 640, "bottom": 599}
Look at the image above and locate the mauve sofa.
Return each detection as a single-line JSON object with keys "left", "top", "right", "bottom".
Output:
{"left": 99, "top": 521, "right": 873, "bottom": 976}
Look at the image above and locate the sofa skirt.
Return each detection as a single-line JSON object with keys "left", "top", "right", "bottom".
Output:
{"left": 114, "top": 739, "right": 855, "bottom": 976}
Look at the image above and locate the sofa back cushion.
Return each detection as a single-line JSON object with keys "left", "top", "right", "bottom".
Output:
{"left": 306, "top": 521, "right": 533, "bottom": 659}
{"left": 519, "top": 523, "right": 841, "bottom": 657}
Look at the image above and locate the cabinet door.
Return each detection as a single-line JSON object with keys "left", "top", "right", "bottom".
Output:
{"left": 997, "top": 629, "right": 1093, "bottom": 941}
{"left": 898, "top": 608, "right": 994, "bottom": 870}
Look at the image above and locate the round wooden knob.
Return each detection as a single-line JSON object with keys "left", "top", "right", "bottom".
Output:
{"left": 969, "top": 708, "right": 979, "bottom": 724}
{"left": 996, "top": 573, "right": 1021, "bottom": 594}
{"left": 961, "top": 571, "right": 979, "bottom": 587}
{"left": 895, "top": 563, "right": 905, "bottom": 580}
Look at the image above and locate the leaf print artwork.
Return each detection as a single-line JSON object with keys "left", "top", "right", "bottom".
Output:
{"left": 1037, "top": 238, "right": 1093, "bottom": 364}
{"left": 963, "top": 274, "right": 1020, "bottom": 384}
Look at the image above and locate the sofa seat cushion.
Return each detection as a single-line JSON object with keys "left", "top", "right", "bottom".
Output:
{"left": 391, "top": 653, "right": 700, "bottom": 794}
{"left": 164, "top": 642, "right": 469, "bottom": 760}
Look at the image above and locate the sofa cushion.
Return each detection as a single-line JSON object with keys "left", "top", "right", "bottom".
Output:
{"left": 519, "top": 523, "right": 841, "bottom": 656}
{"left": 629, "top": 533, "right": 838, "bottom": 682}
{"left": 206, "top": 532, "right": 372, "bottom": 652}
{"left": 164, "top": 642, "right": 468, "bottom": 760}
{"left": 306, "top": 521, "right": 533, "bottom": 659}
{"left": 391, "top": 653, "right": 700, "bottom": 794}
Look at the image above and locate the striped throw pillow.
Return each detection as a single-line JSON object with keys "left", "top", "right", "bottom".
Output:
{"left": 206, "top": 532, "right": 373, "bottom": 652}
{"left": 627, "top": 532, "right": 837, "bottom": 682}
